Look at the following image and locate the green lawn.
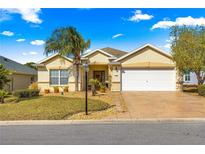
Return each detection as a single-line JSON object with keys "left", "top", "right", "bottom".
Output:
{"left": 0, "top": 96, "right": 110, "bottom": 120}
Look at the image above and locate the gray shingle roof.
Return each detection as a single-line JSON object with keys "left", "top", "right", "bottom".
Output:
{"left": 101, "top": 47, "right": 127, "bottom": 58}
{"left": 0, "top": 55, "right": 37, "bottom": 75}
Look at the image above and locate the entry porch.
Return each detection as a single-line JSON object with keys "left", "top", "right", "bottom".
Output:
{"left": 81, "top": 64, "right": 112, "bottom": 90}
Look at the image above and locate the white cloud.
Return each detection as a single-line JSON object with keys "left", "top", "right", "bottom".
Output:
{"left": 16, "top": 38, "right": 25, "bottom": 42}
{"left": 151, "top": 16, "right": 205, "bottom": 30}
{"left": 128, "top": 10, "right": 153, "bottom": 22}
{"left": 0, "top": 30, "right": 14, "bottom": 36}
{"left": 29, "top": 51, "right": 38, "bottom": 55}
{"left": 22, "top": 52, "right": 27, "bottom": 56}
{"left": 30, "top": 40, "right": 45, "bottom": 46}
{"left": 164, "top": 43, "right": 171, "bottom": 49}
{"left": 151, "top": 21, "right": 175, "bottom": 30}
{"left": 22, "top": 51, "right": 38, "bottom": 56}
{"left": 85, "top": 49, "right": 92, "bottom": 53}
{"left": 1, "top": 8, "right": 42, "bottom": 24}
{"left": 112, "top": 33, "right": 124, "bottom": 39}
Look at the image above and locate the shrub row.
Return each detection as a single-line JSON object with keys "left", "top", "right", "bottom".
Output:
{"left": 183, "top": 84, "right": 198, "bottom": 88}
{"left": 183, "top": 87, "right": 198, "bottom": 93}
{"left": 183, "top": 84, "right": 198, "bottom": 93}
{"left": 4, "top": 96, "right": 19, "bottom": 103}
{"left": 183, "top": 84, "right": 205, "bottom": 96}
{"left": 13, "top": 89, "right": 40, "bottom": 98}
{"left": 198, "top": 85, "right": 205, "bottom": 96}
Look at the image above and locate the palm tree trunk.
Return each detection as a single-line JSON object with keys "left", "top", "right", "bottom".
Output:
{"left": 75, "top": 64, "right": 79, "bottom": 91}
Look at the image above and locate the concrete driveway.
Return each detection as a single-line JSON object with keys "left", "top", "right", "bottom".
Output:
{"left": 121, "top": 92, "right": 205, "bottom": 119}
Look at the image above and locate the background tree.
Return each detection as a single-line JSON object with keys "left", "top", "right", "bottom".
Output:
{"left": 24, "top": 62, "right": 37, "bottom": 70}
{"left": 0, "top": 64, "right": 11, "bottom": 90}
{"left": 170, "top": 26, "right": 205, "bottom": 86}
{"left": 44, "top": 26, "right": 90, "bottom": 91}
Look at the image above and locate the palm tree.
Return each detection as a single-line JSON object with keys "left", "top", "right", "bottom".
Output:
{"left": 44, "top": 26, "right": 91, "bottom": 91}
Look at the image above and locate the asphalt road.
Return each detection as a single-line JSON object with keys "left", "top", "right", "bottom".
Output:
{"left": 1, "top": 122, "right": 205, "bottom": 144}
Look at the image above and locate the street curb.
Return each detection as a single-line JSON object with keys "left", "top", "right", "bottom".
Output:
{"left": 1, "top": 118, "right": 205, "bottom": 125}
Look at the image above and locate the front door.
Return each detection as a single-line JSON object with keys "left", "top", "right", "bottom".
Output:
{"left": 93, "top": 71, "right": 105, "bottom": 83}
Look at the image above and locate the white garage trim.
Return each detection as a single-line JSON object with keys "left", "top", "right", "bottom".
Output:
{"left": 121, "top": 68, "right": 176, "bottom": 91}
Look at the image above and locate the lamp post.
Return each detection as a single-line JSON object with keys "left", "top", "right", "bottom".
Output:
{"left": 83, "top": 63, "right": 89, "bottom": 115}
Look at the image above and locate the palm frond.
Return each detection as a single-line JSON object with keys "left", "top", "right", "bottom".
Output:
{"left": 44, "top": 26, "right": 91, "bottom": 61}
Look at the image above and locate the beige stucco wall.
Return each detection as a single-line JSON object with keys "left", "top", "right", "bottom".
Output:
{"left": 120, "top": 47, "right": 174, "bottom": 66}
{"left": 44, "top": 56, "right": 72, "bottom": 69}
{"left": 88, "top": 51, "right": 110, "bottom": 64}
{"left": 109, "top": 65, "right": 121, "bottom": 91}
{"left": 38, "top": 67, "right": 49, "bottom": 82}
{"left": 5, "top": 73, "right": 37, "bottom": 91}
{"left": 111, "top": 82, "right": 121, "bottom": 91}
{"left": 111, "top": 66, "right": 121, "bottom": 82}
{"left": 37, "top": 55, "right": 79, "bottom": 92}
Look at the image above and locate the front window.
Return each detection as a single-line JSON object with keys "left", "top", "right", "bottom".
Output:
{"left": 184, "top": 72, "right": 191, "bottom": 82}
{"left": 60, "top": 70, "right": 68, "bottom": 85}
{"left": 50, "top": 69, "right": 68, "bottom": 85}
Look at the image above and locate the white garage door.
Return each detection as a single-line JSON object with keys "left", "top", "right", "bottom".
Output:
{"left": 121, "top": 69, "right": 176, "bottom": 91}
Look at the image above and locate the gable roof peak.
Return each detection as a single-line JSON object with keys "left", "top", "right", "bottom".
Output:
{"left": 115, "top": 43, "right": 172, "bottom": 62}
{"left": 100, "top": 47, "right": 127, "bottom": 58}
{"left": 37, "top": 53, "right": 73, "bottom": 64}
{"left": 82, "top": 48, "right": 116, "bottom": 58}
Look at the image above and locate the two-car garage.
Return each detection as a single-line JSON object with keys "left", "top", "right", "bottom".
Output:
{"left": 115, "top": 44, "right": 177, "bottom": 92}
{"left": 121, "top": 69, "right": 176, "bottom": 91}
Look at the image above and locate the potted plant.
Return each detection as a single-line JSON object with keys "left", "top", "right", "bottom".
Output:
{"left": 44, "top": 89, "right": 50, "bottom": 94}
{"left": 54, "top": 86, "right": 59, "bottom": 93}
{"left": 63, "top": 86, "right": 69, "bottom": 93}
{"left": 89, "top": 79, "right": 99, "bottom": 96}
{"left": 99, "top": 82, "right": 106, "bottom": 93}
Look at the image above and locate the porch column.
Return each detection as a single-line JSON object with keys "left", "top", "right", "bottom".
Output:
{"left": 109, "top": 63, "right": 121, "bottom": 91}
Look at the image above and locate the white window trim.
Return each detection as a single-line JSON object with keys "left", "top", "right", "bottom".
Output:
{"left": 50, "top": 69, "right": 69, "bottom": 86}
{"left": 184, "top": 72, "right": 191, "bottom": 82}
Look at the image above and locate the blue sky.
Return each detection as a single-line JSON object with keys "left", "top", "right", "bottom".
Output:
{"left": 0, "top": 8, "right": 205, "bottom": 64}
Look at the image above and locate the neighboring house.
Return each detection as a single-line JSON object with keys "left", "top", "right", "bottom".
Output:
{"left": 183, "top": 71, "right": 205, "bottom": 85}
{"left": 37, "top": 44, "right": 182, "bottom": 92}
{"left": 0, "top": 55, "right": 37, "bottom": 91}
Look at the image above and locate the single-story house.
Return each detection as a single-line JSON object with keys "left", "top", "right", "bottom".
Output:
{"left": 36, "top": 44, "right": 202, "bottom": 92}
{"left": 0, "top": 55, "right": 37, "bottom": 91}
